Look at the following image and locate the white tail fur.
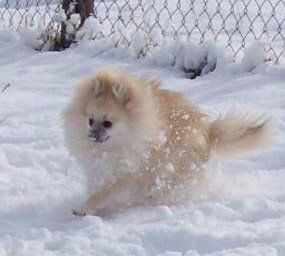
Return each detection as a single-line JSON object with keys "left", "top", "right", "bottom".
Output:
{"left": 209, "top": 111, "right": 271, "bottom": 157}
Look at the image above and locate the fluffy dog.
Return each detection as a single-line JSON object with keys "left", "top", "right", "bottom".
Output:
{"left": 63, "top": 68, "right": 270, "bottom": 216}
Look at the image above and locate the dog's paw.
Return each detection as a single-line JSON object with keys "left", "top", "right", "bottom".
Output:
{"left": 72, "top": 206, "right": 106, "bottom": 217}
{"left": 72, "top": 209, "right": 88, "bottom": 217}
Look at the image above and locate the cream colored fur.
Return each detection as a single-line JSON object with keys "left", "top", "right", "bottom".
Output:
{"left": 63, "top": 68, "right": 270, "bottom": 216}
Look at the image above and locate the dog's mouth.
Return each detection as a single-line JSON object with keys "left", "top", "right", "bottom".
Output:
{"left": 89, "top": 135, "right": 111, "bottom": 143}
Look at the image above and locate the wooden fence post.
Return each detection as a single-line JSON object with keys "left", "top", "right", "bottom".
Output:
{"left": 55, "top": 0, "right": 94, "bottom": 50}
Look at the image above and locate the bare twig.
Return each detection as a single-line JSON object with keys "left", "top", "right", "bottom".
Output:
{"left": 1, "top": 83, "right": 10, "bottom": 93}
{"left": 0, "top": 83, "right": 10, "bottom": 124}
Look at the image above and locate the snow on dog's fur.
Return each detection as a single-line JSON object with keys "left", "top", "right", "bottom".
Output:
{"left": 63, "top": 68, "right": 270, "bottom": 216}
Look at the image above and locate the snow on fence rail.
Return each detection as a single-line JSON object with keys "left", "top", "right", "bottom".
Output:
{"left": 0, "top": 0, "right": 284, "bottom": 63}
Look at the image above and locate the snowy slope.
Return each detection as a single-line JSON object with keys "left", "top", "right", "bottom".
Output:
{"left": 0, "top": 33, "right": 285, "bottom": 256}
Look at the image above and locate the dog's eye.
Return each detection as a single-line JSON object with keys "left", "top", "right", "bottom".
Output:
{"left": 88, "top": 118, "right": 94, "bottom": 126}
{"left": 102, "top": 120, "right": 112, "bottom": 128}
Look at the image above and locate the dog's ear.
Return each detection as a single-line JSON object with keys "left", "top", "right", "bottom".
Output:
{"left": 93, "top": 80, "right": 104, "bottom": 97}
{"left": 112, "top": 84, "right": 131, "bottom": 104}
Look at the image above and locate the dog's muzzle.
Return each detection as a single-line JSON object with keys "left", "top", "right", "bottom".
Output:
{"left": 88, "top": 129, "right": 110, "bottom": 143}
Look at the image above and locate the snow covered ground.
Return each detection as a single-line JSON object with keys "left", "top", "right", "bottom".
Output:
{"left": 0, "top": 31, "right": 285, "bottom": 256}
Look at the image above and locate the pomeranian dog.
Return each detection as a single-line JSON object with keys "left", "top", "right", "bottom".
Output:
{"left": 63, "top": 68, "right": 270, "bottom": 216}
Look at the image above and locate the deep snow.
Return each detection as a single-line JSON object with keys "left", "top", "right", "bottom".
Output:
{"left": 0, "top": 33, "right": 285, "bottom": 256}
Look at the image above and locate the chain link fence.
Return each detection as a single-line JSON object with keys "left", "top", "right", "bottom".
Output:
{"left": 0, "top": 0, "right": 60, "bottom": 30}
{"left": 0, "top": 0, "right": 284, "bottom": 63}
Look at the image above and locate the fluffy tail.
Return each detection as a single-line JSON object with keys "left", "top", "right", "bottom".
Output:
{"left": 208, "top": 111, "right": 271, "bottom": 157}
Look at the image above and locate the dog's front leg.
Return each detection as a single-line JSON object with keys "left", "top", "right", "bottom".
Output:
{"left": 73, "top": 172, "right": 154, "bottom": 216}
{"left": 73, "top": 178, "right": 124, "bottom": 216}
{"left": 73, "top": 173, "right": 134, "bottom": 216}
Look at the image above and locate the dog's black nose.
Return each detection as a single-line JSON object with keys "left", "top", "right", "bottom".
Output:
{"left": 88, "top": 128, "right": 110, "bottom": 143}
{"left": 88, "top": 129, "right": 99, "bottom": 141}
